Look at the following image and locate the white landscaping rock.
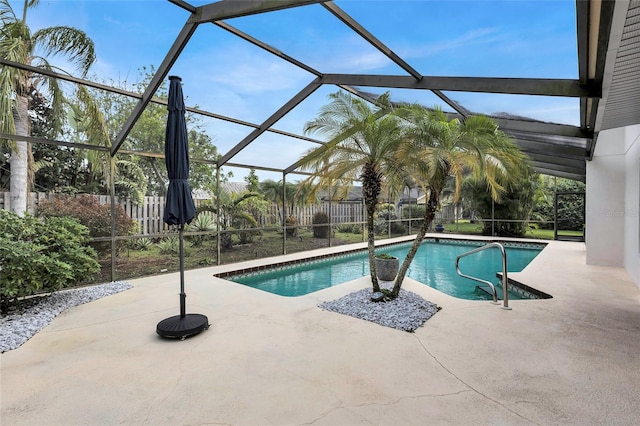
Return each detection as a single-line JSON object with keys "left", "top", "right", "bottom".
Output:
{"left": 318, "top": 287, "right": 439, "bottom": 332}
{"left": 0, "top": 281, "right": 132, "bottom": 352}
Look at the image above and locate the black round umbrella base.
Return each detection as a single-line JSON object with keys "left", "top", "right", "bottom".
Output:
{"left": 156, "top": 314, "right": 209, "bottom": 340}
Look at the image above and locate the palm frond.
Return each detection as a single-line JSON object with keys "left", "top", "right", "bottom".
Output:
{"left": 114, "top": 159, "right": 146, "bottom": 204}
{"left": 393, "top": 102, "right": 532, "bottom": 206}
{"left": 71, "top": 85, "right": 113, "bottom": 188}
{"left": 30, "top": 157, "right": 51, "bottom": 173}
{"left": 0, "top": 67, "right": 16, "bottom": 149}
{"left": 0, "top": 0, "right": 17, "bottom": 24}
{"left": 32, "top": 26, "right": 95, "bottom": 76}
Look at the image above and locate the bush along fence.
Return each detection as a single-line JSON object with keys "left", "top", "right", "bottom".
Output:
{"left": 0, "top": 192, "right": 461, "bottom": 236}
{"left": 0, "top": 192, "right": 204, "bottom": 236}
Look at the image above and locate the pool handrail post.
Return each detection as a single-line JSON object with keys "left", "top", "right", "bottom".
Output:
{"left": 455, "top": 242, "right": 511, "bottom": 310}
{"left": 216, "top": 167, "right": 221, "bottom": 265}
{"left": 282, "top": 171, "right": 287, "bottom": 255}
{"left": 499, "top": 243, "right": 510, "bottom": 310}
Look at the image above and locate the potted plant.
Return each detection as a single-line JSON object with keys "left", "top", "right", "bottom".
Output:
{"left": 374, "top": 252, "right": 399, "bottom": 281}
{"left": 435, "top": 223, "right": 445, "bottom": 233}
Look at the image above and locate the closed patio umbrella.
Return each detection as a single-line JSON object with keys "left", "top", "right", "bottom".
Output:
{"left": 156, "top": 75, "right": 208, "bottom": 339}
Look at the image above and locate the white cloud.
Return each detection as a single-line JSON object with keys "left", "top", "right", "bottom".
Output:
{"left": 335, "top": 50, "right": 392, "bottom": 72}
{"left": 401, "top": 27, "right": 502, "bottom": 60}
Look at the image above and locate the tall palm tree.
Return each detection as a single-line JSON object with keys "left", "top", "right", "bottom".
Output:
{"left": 391, "top": 105, "right": 530, "bottom": 297}
{"left": 259, "top": 179, "right": 313, "bottom": 222}
{"left": 297, "top": 91, "right": 406, "bottom": 292}
{"left": 0, "top": 0, "right": 96, "bottom": 215}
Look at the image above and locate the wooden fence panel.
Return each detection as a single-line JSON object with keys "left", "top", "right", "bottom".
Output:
{"left": 0, "top": 192, "right": 374, "bottom": 235}
{"left": 254, "top": 203, "right": 366, "bottom": 227}
{"left": 0, "top": 192, "right": 8, "bottom": 211}
{"left": 0, "top": 192, "right": 57, "bottom": 214}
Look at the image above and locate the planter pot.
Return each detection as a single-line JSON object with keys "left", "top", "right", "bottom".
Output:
{"left": 435, "top": 224, "right": 445, "bottom": 233}
{"left": 375, "top": 256, "right": 399, "bottom": 281}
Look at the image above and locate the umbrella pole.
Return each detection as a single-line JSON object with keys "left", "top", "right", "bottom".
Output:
{"left": 156, "top": 222, "right": 208, "bottom": 339}
{"left": 179, "top": 225, "right": 186, "bottom": 318}
{"left": 156, "top": 75, "right": 208, "bottom": 340}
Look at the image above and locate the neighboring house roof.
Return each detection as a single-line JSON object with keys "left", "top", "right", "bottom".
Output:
{"left": 319, "top": 187, "right": 421, "bottom": 203}
{"left": 222, "top": 182, "right": 248, "bottom": 194}
{"left": 192, "top": 182, "right": 248, "bottom": 200}
{"left": 318, "top": 186, "right": 363, "bottom": 201}
{"left": 191, "top": 189, "right": 210, "bottom": 200}
{"left": 399, "top": 188, "right": 420, "bottom": 203}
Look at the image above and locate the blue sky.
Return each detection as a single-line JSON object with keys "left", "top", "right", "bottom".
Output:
{"left": 14, "top": 0, "right": 578, "bottom": 181}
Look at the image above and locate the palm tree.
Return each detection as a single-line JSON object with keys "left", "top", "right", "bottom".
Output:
{"left": 391, "top": 105, "right": 531, "bottom": 297}
{"left": 297, "top": 91, "right": 406, "bottom": 293}
{"left": 200, "top": 187, "right": 264, "bottom": 249}
{"left": 0, "top": 0, "right": 96, "bottom": 215}
{"left": 260, "top": 179, "right": 305, "bottom": 222}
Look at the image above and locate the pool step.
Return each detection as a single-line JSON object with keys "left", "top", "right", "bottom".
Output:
{"left": 496, "top": 273, "right": 552, "bottom": 299}
{"left": 475, "top": 285, "right": 502, "bottom": 300}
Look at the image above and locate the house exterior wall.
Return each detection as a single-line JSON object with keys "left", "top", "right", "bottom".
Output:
{"left": 586, "top": 125, "right": 640, "bottom": 288}
{"left": 624, "top": 126, "right": 640, "bottom": 287}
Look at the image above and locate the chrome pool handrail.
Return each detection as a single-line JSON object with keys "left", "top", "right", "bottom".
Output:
{"left": 455, "top": 242, "right": 511, "bottom": 310}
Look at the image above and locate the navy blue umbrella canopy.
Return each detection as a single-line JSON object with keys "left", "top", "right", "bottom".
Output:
{"left": 163, "top": 75, "right": 196, "bottom": 227}
{"left": 156, "top": 76, "right": 208, "bottom": 340}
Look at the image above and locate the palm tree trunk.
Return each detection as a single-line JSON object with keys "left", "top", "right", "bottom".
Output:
{"left": 392, "top": 190, "right": 440, "bottom": 297}
{"left": 9, "top": 95, "right": 29, "bottom": 216}
{"left": 362, "top": 163, "right": 382, "bottom": 292}
{"left": 366, "top": 200, "right": 380, "bottom": 292}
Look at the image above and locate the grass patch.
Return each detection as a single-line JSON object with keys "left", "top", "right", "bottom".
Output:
{"left": 88, "top": 229, "right": 367, "bottom": 284}
{"left": 430, "top": 220, "right": 583, "bottom": 240}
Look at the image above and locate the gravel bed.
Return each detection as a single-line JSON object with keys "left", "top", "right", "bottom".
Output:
{"left": 0, "top": 281, "right": 133, "bottom": 353}
{"left": 318, "top": 286, "right": 440, "bottom": 332}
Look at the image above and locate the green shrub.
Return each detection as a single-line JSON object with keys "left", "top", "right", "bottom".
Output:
{"left": 285, "top": 215, "right": 298, "bottom": 237}
{"left": 536, "top": 195, "right": 585, "bottom": 231}
{"left": 375, "top": 252, "right": 396, "bottom": 260}
{"left": 157, "top": 235, "right": 190, "bottom": 255}
{"left": 0, "top": 210, "right": 100, "bottom": 311}
{"left": 128, "top": 237, "right": 154, "bottom": 251}
{"left": 187, "top": 212, "right": 218, "bottom": 246}
{"left": 336, "top": 223, "right": 351, "bottom": 233}
{"left": 312, "top": 211, "right": 330, "bottom": 238}
{"left": 336, "top": 223, "right": 362, "bottom": 234}
{"left": 233, "top": 212, "right": 261, "bottom": 244}
{"left": 401, "top": 204, "right": 426, "bottom": 219}
{"left": 375, "top": 204, "right": 394, "bottom": 235}
{"left": 377, "top": 203, "right": 395, "bottom": 218}
{"left": 220, "top": 230, "right": 233, "bottom": 250}
{"left": 374, "top": 205, "right": 405, "bottom": 235}
{"left": 38, "top": 194, "right": 136, "bottom": 255}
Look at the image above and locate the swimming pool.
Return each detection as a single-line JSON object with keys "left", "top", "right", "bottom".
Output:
{"left": 225, "top": 239, "right": 545, "bottom": 300}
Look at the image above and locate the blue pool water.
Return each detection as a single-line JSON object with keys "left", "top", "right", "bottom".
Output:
{"left": 228, "top": 240, "right": 544, "bottom": 300}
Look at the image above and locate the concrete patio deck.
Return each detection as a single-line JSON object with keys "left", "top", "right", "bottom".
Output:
{"left": 1, "top": 237, "right": 639, "bottom": 425}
